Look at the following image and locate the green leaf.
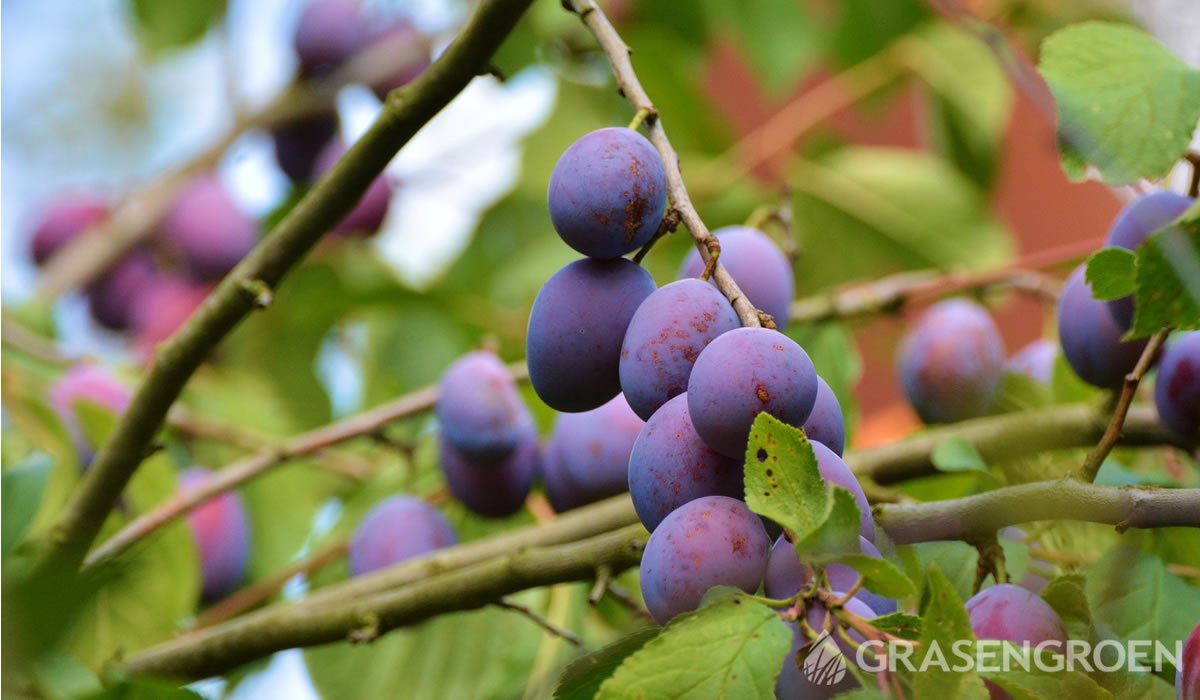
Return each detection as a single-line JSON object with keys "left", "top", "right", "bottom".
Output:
{"left": 1085, "top": 248, "right": 1136, "bottom": 301}
{"left": 792, "top": 148, "right": 1014, "bottom": 291}
{"left": 870, "top": 612, "right": 922, "bottom": 641}
{"left": 30, "top": 648, "right": 103, "bottom": 700}
{"left": 819, "top": 554, "right": 916, "bottom": 600}
{"left": 913, "top": 566, "right": 990, "bottom": 699}
{"left": 931, "top": 438, "right": 988, "bottom": 473}
{"left": 1131, "top": 208, "right": 1200, "bottom": 336}
{"left": 2, "top": 452, "right": 53, "bottom": 557}
{"left": 907, "top": 22, "right": 1013, "bottom": 188}
{"left": 80, "top": 678, "right": 203, "bottom": 699}
{"left": 128, "top": 0, "right": 226, "bottom": 53}
{"left": 702, "top": 0, "right": 820, "bottom": 95}
{"left": 912, "top": 542, "right": 979, "bottom": 603}
{"left": 1040, "top": 574, "right": 1093, "bottom": 641}
{"left": 743, "top": 414, "right": 861, "bottom": 557}
{"left": 1038, "top": 22, "right": 1200, "bottom": 184}
{"left": 1084, "top": 546, "right": 1200, "bottom": 652}
{"left": 979, "top": 652, "right": 1113, "bottom": 700}
{"left": 597, "top": 596, "right": 792, "bottom": 700}
{"left": 307, "top": 602, "right": 549, "bottom": 700}
{"left": 554, "top": 628, "right": 659, "bottom": 700}
{"left": 743, "top": 413, "right": 827, "bottom": 539}
{"left": 830, "top": 0, "right": 929, "bottom": 68}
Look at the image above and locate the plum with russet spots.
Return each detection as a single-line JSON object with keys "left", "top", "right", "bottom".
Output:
{"left": 686, "top": 327, "right": 817, "bottom": 458}
{"left": 547, "top": 127, "right": 666, "bottom": 260}
{"left": 638, "top": 495, "right": 770, "bottom": 625}
{"left": 348, "top": 495, "right": 456, "bottom": 577}
{"left": 897, "top": 298, "right": 1005, "bottom": 424}
{"left": 627, "top": 393, "right": 743, "bottom": 531}
{"left": 619, "top": 278, "right": 740, "bottom": 421}
{"left": 526, "top": 258, "right": 656, "bottom": 412}
{"left": 679, "top": 226, "right": 794, "bottom": 328}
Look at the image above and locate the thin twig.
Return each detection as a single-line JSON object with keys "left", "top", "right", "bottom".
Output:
{"left": 495, "top": 598, "right": 583, "bottom": 646}
{"left": 565, "top": 0, "right": 762, "bottom": 327}
{"left": 588, "top": 564, "right": 613, "bottom": 605}
{"left": 1077, "top": 329, "right": 1171, "bottom": 483}
{"left": 1186, "top": 150, "right": 1200, "bottom": 199}
{"left": 83, "top": 363, "right": 527, "bottom": 570}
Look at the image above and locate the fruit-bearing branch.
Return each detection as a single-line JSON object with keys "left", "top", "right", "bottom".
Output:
{"left": 26, "top": 0, "right": 538, "bottom": 584}
{"left": 565, "top": 0, "right": 764, "bottom": 328}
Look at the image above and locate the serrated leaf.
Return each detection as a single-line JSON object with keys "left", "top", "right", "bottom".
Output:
{"left": 1085, "top": 248, "right": 1137, "bottom": 301}
{"left": 1131, "top": 208, "right": 1200, "bottom": 336}
{"left": 1040, "top": 574, "right": 1092, "bottom": 641}
{"left": 1038, "top": 22, "right": 1200, "bottom": 184}
{"left": 914, "top": 542, "right": 980, "bottom": 603}
{"left": 869, "top": 612, "right": 923, "bottom": 641}
{"left": 744, "top": 413, "right": 827, "bottom": 540}
{"left": 1084, "top": 546, "right": 1200, "bottom": 652}
{"left": 555, "top": 628, "right": 659, "bottom": 700}
{"left": 818, "top": 554, "right": 916, "bottom": 600}
{"left": 597, "top": 596, "right": 792, "bottom": 700}
{"left": 2, "top": 452, "right": 53, "bottom": 558}
{"left": 913, "top": 566, "right": 989, "bottom": 699}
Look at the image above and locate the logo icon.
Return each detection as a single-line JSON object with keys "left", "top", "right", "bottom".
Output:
{"left": 802, "top": 632, "right": 848, "bottom": 686}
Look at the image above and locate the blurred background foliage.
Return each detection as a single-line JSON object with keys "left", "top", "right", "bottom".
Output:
{"left": 2, "top": 0, "right": 1198, "bottom": 698}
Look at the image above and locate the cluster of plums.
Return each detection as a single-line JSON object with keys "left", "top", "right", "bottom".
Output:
{"left": 895, "top": 190, "right": 1198, "bottom": 449}
{"left": 28, "top": 0, "right": 430, "bottom": 354}
{"left": 48, "top": 365, "right": 250, "bottom": 601}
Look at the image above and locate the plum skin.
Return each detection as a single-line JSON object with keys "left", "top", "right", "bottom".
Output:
{"left": 348, "top": 495, "right": 456, "bottom": 577}
{"left": 679, "top": 226, "right": 794, "bottom": 328}
{"left": 162, "top": 174, "right": 257, "bottom": 281}
{"left": 440, "top": 430, "right": 538, "bottom": 518}
{"left": 619, "top": 278, "right": 741, "bottom": 421}
{"left": 526, "top": 258, "right": 656, "bottom": 413}
{"left": 179, "top": 468, "right": 252, "bottom": 601}
{"left": 547, "top": 127, "right": 667, "bottom": 260}
{"left": 802, "top": 376, "right": 845, "bottom": 456}
{"left": 627, "top": 393, "right": 743, "bottom": 531}
{"left": 292, "top": 0, "right": 371, "bottom": 78}
{"left": 1155, "top": 332, "right": 1200, "bottom": 446}
{"left": 436, "top": 351, "right": 531, "bottom": 464}
{"left": 1005, "top": 339, "right": 1057, "bottom": 386}
{"left": 686, "top": 327, "right": 818, "bottom": 458}
{"left": 542, "top": 394, "right": 643, "bottom": 508}
{"left": 967, "top": 583, "right": 1068, "bottom": 700}
{"left": 1102, "top": 191, "right": 1194, "bottom": 331}
{"left": 49, "top": 365, "right": 131, "bottom": 463}
{"left": 30, "top": 195, "right": 108, "bottom": 265}
{"left": 638, "top": 495, "right": 770, "bottom": 625}
{"left": 1180, "top": 621, "right": 1200, "bottom": 700}
{"left": 273, "top": 111, "right": 339, "bottom": 182}
{"left": 1057, "top": 265, "right": 1149, "bottom": 390}
{"left": 764, "top": 534, "right": 895, "bottom": 615}
{"left": 897, "top": 298, "right": 1005, "bottom": 424}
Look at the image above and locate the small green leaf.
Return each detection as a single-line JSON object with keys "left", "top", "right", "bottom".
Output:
{"left": 554, "top": 628, "right": 659, "bottom": 700}
{"left": 1038, "top": 22, "right": 1200, "bottom": 184}
{"left": 597, "top": 596, "right": 792, "bottom": 700}
{"left": 818, "top": 554, "right": 916, "bottom": 600}
{"left": 1039, "top": 574, "right": 1092, "bottom": 641}
{"left": 128, "top": 0, "right": 226, "bottom": 53}
{"left": 2, "top": 452, "right": 53, "bottom": 557}
{"left": 931, "top": 438, "right": 988, "bottom": 473}
{"left": 1086, "top": 248, "right": 1137, "bottom": 301}
{"left": 1131, "top": 208, "right": 1200, "bottom": 336}
{"left": 793, "top": 487, "right": 863, "bottom": 559}
{"left": 743, "top": 414, "right": 827, "bottom": 540}
{"left": 869, "top": 612, "right": 922, "bottom": 641}
{"left": 913, "top": 565, "right": 989, "bottom": 699}
{"left": 979, "top": 650, "right": 1114, "bottom": 700}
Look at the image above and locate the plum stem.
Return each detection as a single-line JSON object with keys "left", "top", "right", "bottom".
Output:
{"left": 1076, "top": 327, "right": 1170, "bottom": 483}
{"left": 496, "top": 598, "right": 583, "bottom": 646}
{"left": 565, "top": 0, "right": 764, "bottom": 328}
